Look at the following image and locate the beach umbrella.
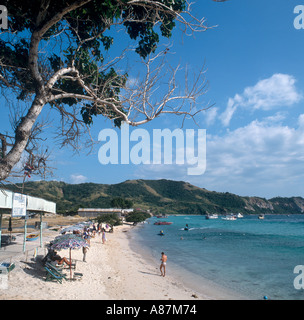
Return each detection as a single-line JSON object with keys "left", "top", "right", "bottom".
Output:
{"left": 60, "top": 225, "right": 83, "bottom": 234}
{"left": 51, "top": 234, "right": 89, "bottom": 280}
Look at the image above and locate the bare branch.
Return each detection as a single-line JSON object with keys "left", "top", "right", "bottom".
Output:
{"left": 0, "top": 0, "right": 222, "bottom": 182}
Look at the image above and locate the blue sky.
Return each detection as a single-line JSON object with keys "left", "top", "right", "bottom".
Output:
{"left": 1, "top": 0, "right": 304, "bottom": 199}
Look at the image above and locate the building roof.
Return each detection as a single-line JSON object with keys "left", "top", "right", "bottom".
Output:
{"left": 0, "top": 189, "right": 56, "bottom": 215}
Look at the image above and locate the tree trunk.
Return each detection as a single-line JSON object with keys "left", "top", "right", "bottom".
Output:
{"left": 0, "top": 95, "right": 45, "bottom": 181}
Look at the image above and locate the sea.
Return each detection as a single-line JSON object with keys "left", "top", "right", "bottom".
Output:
{"left": 128, "top": 214, "right": 304, "bottom": 300}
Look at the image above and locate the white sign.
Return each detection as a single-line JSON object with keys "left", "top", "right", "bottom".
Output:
{"left": 12, "top": 193, "right": 27, "bottom": 217}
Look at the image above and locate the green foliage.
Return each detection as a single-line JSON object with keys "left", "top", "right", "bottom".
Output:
{"left": 96, "top": 213, "right": 122, "bottom": 226}
{"left": 125, "top": 211, "right": 150, "bottom": 223}
{"left": 2, "top": 0, "right": 186, "bottom": 123}
{"left": 5, "top": 179, "right": 303, "bottom": 216}
{"left": 111, "top": 197, "right": 133, "bottom": 209}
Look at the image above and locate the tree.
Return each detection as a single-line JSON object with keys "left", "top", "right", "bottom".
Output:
{"left": 96, "top": 213, "right": 122, "bottom": 226}
{"left": 125, "top": 211, "right": 150, "bottom": 223}
{"left": 0, "top": 0, "right": 226, "bottom": 182}
{"left": 111, "top": 197, "right": 133, "bottom": 208}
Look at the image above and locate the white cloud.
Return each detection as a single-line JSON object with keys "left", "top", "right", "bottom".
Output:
{"left": 220, "top": 74, "right": 302, "bottom": 126}
{"left": 70, "top": 174, "right": 87, "bottom": 184}
{"left": 132, "top": 114, "right": 304, "bottom": 197}
{"left": 203, "top": 114, "right": 304, "bottom": 196}
{"left": 205, "top": 107, "right": 218, "bottom": 126}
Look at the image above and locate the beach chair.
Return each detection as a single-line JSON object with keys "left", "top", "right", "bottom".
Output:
{"left": 45, "top": 258, "right": 76, "bottom": 270}
{"left": 45, "top": 262, "right": 67, "bottom": 277}
{"left": 44, "top": 266, "right": 67, "bottom": 283}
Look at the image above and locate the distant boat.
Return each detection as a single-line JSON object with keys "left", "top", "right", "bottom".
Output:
{"left": 258, "top": 214, "right": 265, "bottom": 220}
{"left": 154, "top": 221, "right": 173, "bottom": 225}
{"left": 222, "top": 215, "right": 237, "bottom": 221}
{"left": 156, "top": 215, "right": 168, "bottom": 218}
{"left": 237, "top": 213, "right": 244, "bottom": 218}
{"left": 206, "top": 214, "right": 218, "bottom": 220}
{"left": 26, "top": 234, "right": 39, "bottom": 241}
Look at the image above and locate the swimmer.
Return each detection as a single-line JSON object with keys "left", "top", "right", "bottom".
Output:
{"left": 160, "top": 252, "right": 167, "bottom": 277}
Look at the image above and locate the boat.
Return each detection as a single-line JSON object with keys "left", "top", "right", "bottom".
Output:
{"left": 237, "top": 213, "right": 244, "bottom": 218}
{"left": 222, "top": 215, "right": 237, "bottom": 221}
{"left": 0, "top": 262, "right": 15, "bottom": 273}
{"left": 206, "top": 214, "right": 218, "bottom": 220}
{"left": 26, "top": 234, "right": 39, "bottom": 241}
{"left": 154, "top": 221, "right": 173, "bottom": 225}
{"left": 258, "top": 214, "right": 265, "bottom": 220}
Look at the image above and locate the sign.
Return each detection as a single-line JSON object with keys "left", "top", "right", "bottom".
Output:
{"left": 12, "top": 193, "right": 27, "bottom": 217}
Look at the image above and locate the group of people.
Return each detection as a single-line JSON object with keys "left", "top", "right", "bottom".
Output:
{"left": 81, "top": 224, "right": 108, "bottom": 262}
{"left": 45, "top": 222, "right": 169, "bottom": 278}
{"left": 44, "top": 222, "right": 111, "bottom": 265}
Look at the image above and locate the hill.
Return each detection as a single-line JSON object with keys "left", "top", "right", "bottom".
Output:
{"left": 4, "top": 179, "right": 304, "bottom": 215}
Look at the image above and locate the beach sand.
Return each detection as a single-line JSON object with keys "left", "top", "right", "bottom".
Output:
{"left": 0, "top": 224, "right": 244, "bottom": 300}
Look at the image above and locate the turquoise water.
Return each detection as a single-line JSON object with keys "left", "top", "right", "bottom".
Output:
{"left": 130, "top": 215, "right": 304, "bottom": 300}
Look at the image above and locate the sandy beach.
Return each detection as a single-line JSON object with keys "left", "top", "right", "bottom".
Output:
{"left": 0, "top": 224, "right": 244, "bottom": 300}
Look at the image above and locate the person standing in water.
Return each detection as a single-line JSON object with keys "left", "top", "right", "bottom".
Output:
{"left": 160, "top": 252, "right": 167, "bottom": 277}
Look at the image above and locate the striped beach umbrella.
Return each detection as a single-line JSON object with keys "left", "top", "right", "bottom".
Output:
{"left": 51, "top": 234, "right": 89, "bottom": 279}
{"left": 60, "top": 225, "right": 83, "bottom": 234}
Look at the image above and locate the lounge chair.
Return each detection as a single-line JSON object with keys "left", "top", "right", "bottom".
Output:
{"left": 44, "top": 266, "right": 67, "bottom": 283}
{"left": 45, "top": 262, "right": 67, "bottom": 276}
{"left": 45, "top": 258, "right": 76, "bottom": 270}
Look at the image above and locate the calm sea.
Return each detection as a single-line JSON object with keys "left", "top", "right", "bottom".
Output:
{"left": 129, "top": 214, "right": 304, "bottom": 300}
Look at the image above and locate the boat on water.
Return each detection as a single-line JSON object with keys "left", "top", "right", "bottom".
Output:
{"left": 258, "top": 214, "right": 265, "bottom": 220}
{"left": 26, "top": 234, "right": 39, "bottom": 241}
{"left": 154, "top": 221, "right": 173, "bottom": 225}
{"left": 222, "top": 215, "right": 237, "bottom": 221}
{"left": 237, "top": 213, "right": 244, "bottom": 218}
{"left": 206, "top": 214, "right": 218, "bottom": 220}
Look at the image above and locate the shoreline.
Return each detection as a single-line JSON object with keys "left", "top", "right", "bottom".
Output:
{"left": 125, "top": 224, "right": 248, "bottom": 300}
{"left": 0, "top": 223, "right": 247, "bottom": 300}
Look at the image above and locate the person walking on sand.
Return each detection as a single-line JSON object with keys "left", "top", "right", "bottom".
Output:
{"left": 160, "top": 252, "right": 167, "bottom": 277}
{"left": 82, "top": 246, "right": 88, "bottom": 262}
{"left": 102, "top": 228, "right": 107, "bottom": 244}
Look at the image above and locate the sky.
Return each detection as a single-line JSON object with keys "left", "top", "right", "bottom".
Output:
{"left": 1, "top": 0, "right": 304, "bottom": 199}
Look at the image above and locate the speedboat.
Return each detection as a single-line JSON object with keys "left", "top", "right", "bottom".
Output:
{"left": 258, "top": 214, "right": 265, "bottom": 220}
{"left": 222, "top": 215, "right": 237, "bottom": 221}
{"left": 206, "top": 214, "right": 218, "bottom": 220}
{"left": 154, "top": 221, "right": 173, "bottom": 225}
{"left": 237, "top": 213, "right": 243, "bottom": 218}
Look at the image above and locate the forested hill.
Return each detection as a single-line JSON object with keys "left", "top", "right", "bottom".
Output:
{"left": 4, "top": 179, "right": 304, "bottom": 215}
